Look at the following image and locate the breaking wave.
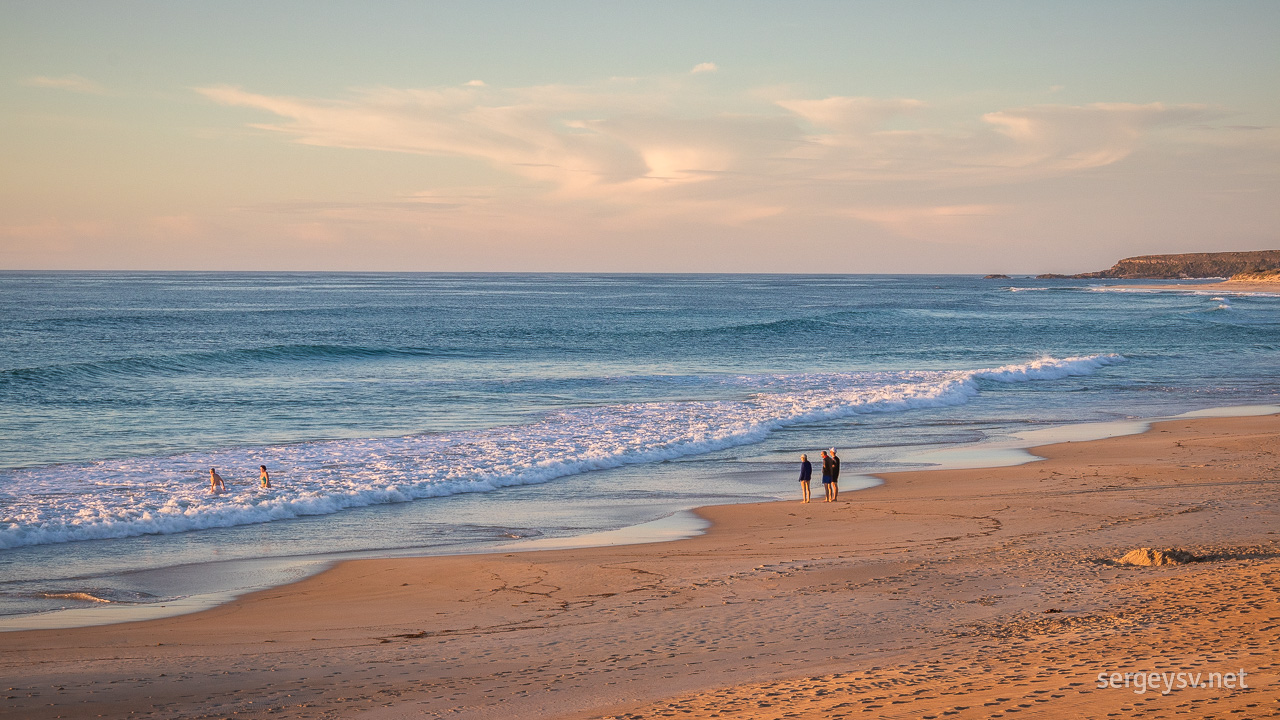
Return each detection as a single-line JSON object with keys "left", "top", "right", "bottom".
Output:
{"left": 0, "top": 354, "right": 1123, "bottom": 549}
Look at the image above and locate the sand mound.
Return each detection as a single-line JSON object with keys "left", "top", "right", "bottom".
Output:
{"left": 1116, "top": 548, "right": 1199, "bottom": 566}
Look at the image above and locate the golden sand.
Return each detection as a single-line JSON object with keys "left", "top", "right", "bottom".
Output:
{"left": 1117, "top": 280, "right": 1280, "bottom": 293}
{"left": 2, "top": 414, "right": 1277, "bottom": 719}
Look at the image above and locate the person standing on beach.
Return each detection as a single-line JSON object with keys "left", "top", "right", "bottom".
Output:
{"left": 821, "top": 450, "right": 834, "bottom": 502}
{"left": 829, "top": 448, "right": 841, "bottom": 502}
{"left": 798, "top": 454, "right": 812, "bottom": 503}
{"left": 209, "top": 468, "right": 226, "bottom": 494}
{"left": 259, "top": 465, "right": 271, "bottom": 489}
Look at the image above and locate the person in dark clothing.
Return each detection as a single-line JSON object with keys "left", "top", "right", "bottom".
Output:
{"left": 820, "top": 450, "right": 834, "bottom": 502}
{"left": 829, "top": 448, "right": 841, "bottom": 502}
{"left": 798, "top": 453, "right": 812, "bottom": 503}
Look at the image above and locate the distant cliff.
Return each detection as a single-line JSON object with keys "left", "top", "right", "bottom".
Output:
{"left": 1038, "top": 250, "right": 1280, "bottom": 280}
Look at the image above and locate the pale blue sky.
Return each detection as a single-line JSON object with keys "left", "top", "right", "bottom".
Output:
{"left": 3, "top": 1, "right": 1278, "bottom": 271}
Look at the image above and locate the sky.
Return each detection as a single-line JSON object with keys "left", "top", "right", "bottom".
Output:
{"left": 2, "top": 1, "right": 1278, "bottom": 273}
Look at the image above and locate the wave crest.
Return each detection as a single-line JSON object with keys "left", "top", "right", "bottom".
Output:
{"left": 0, "top": 354, "right": 1124, "bottom": 549}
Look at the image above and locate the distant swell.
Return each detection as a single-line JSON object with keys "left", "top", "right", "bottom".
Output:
{"left": 0, "top": 344, "right": 473, "bottom": 386}
{"left": 681, "top": 311, "right": 865, "bottom": 337}
{"left": 0, "top": 354, "right": 1124, "bottom": 549}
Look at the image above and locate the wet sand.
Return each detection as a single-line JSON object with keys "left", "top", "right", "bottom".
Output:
{"left": 2, "top": 414, "right": 1278, "bottom": 719}
{"left": 1215, "top": 279, "right": 1280, "bottom": 292}
{"left": 1115, "top": 280, "right": 1280, "bottom": 293}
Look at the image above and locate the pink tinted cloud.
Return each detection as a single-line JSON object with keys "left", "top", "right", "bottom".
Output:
{"left": 22, "top": 74, "right": 106, "bottom": 94}
{"left": 198, "top": 79, "right": 1223, "bottom": 237}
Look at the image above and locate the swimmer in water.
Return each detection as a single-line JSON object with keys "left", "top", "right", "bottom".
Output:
{"left": 209, "top": 468, "right": 226, "bottom": 494}
{"left": 259, "top": 465, "right": 270, "bottom": 489}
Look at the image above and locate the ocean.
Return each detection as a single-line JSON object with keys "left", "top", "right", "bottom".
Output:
{"left": 1, "top": 272, "right": 1277, "bottom": 628}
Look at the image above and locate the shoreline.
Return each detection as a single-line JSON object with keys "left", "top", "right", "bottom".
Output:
{"left": 5, "top": 403, "right": 1275, "bottom": 633}
{"left": 4, "top": 402, "right": 1277, "bottom": 633}
{"left": 0, "top": 511, "right": 719, "bottom": 633}
{"left": 1, "top": 411, "right": 1278, "bottom": 718}
{"left": 1100, "top": 279, "right": 1280, "bottom": 294}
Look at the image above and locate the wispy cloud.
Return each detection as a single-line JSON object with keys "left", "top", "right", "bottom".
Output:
{"left": 842, "top": 204, "right": 1006, "bottom": 241}
{"left": 690, "top": 62, "right": 718, "bottom": 74}
{"left": 22, "top": 74, "right": 106, "bottom": 94}
{"left": 980, "top": 102, "right": 1213, "bottom": 171}
{"left": 778, "top": 96, "right": 926, "bottom": 134}
{"left": 198, "top": 76, "right": 1221, "bottom": 236}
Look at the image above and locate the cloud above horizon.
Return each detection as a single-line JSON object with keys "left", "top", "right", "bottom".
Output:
{"left": 22, "top": 74, "right": 107, "bottom": 94}
{"left": 5, "top": 1, "right": 1278, "bottom": 273}
{"left": 198, "top": 77, "right": 1222, "bottom": 235}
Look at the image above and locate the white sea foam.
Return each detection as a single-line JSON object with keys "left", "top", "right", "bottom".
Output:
{"left": 0, "top": 354, "right": 1123, "bottom": 549}
{"left": 1088, "top": 286, "right": 1280, "bottom": 298}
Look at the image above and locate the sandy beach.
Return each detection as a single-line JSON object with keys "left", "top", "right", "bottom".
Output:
{"left": 1216, "top": 280, "right": 1280, "bottom": 293}
{"left": 1115, "top": 280, "right": 1280, "bottom": 294}
{"left": 3, "top": 413, "right": 1278, "bottom": 720}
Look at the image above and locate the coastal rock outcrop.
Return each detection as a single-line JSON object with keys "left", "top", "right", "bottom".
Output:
{"left": 1228, "top": 269, "right": 1280, "bottom": 283}
{"left": 1116, "top": 548, "right": 1199, "bottom": 566}
{"left": 1069, "top": 250, "right": 1280, "bottom": 280}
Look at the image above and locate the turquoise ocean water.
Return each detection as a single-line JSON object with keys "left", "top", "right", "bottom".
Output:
{"left": 1, "top": 272, "right": 1277, "bottom": 625}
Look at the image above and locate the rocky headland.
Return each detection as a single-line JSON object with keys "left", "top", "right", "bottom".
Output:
{"left": 1228, "top": 268, "right": 1280, "bottom": 283}
{"left": 1036, "top": 249, "right": 1280, "bottom": 281}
